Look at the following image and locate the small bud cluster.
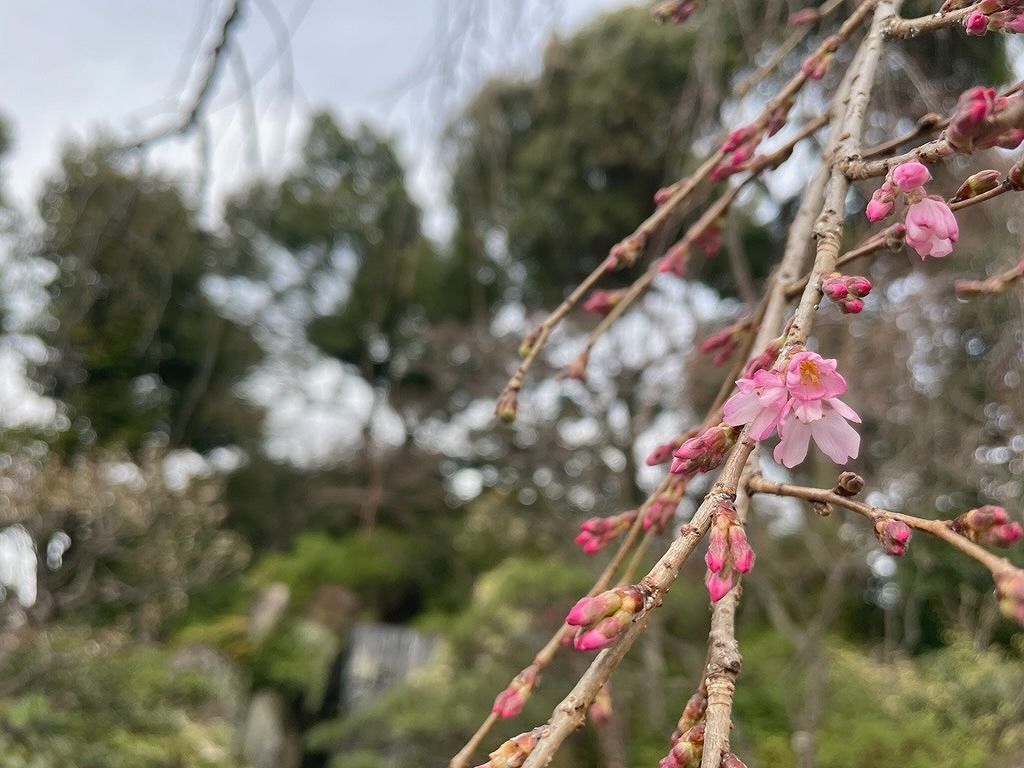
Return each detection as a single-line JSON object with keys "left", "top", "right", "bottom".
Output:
{"left": 874, "top": 517, "right": 912, "bottom": 556}
{"left": 645, "top": 478, "right": 687, "bottom": 532}
{"left": 705, "top": 500, "right": 755, "bottom": 602}
{"left": 647, "top": 428, "right": 699, "bottom": 466}
{"left": 951, "top": 505, "right": 1023, "bottom": 547}
{"left": 964, "top": 1, "right": 1024, "bottom": 36}
{"left": 565, "top": 585, "right": 646, "bottom": 651}
{"left": 995, "top": 568, "right": 1024, "bottom": 625}
{"left": 866, "top": 161, "right": 959, "bottom": 259}
{"left": 583, "top": 288, "right": 630, "bottom": 316}
{"left": 946, "top": 88, "right": 1024, "bottom": 153}
{"left": 659, "top": 693, "right": 707, "bottom": 767}
{"left": 651, "top": 0, "right": 702, "bottom": 24}
{"left": 700, "top": 316, "right": 754, "bottom": 365}
{"left": 492, "top": 663, "right": 540, "bottom": 719}
{"left": 800, "top": 34, "right": 840, "bottom": 80}
{"left": 658, "top": 724, "right": 705, "bottom": 768}
{"left": 474, "top": 728, "right": 543, "bottom": 768}
{"left": 821, "top": 273, "right": 872, "bottom": 314}
{"left": 711, "top": 103, "right": 789, "bottom": 181}
{"left": 670, "top": 423, "right": 739, "bottom": 475}
{"left": 575, "top": 510, "right": 638, "bottom": 554}
{"left": 607, "top": 232, "right": 646, "bottom": 270}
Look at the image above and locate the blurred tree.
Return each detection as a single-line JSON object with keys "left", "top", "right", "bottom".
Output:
{"left": 31, "top": 145, "right": 261, "bottom": 452}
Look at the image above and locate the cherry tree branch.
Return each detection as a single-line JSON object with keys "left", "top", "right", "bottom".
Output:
{"left": 745, "top": 475, "right": 1019, "bottom": 577}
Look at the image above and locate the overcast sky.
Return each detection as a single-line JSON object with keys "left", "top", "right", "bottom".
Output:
{"left": 0, "top": 0, "right": 632, "bottom": 236}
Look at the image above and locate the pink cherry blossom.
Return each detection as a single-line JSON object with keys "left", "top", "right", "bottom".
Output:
{"left": 785, "top": 351, "right": 847, "bottom": 401}
{"left": 722, "top": 369, "right": 788, "bottom": 440}
{"left": 773, "top": 397, "right": 861, "bottom": 468}
{"left": 891, "top": 161, "right": 931, "bottom": 192}
{"left": 905, "top": 196, "right": 959, "bottom": 258}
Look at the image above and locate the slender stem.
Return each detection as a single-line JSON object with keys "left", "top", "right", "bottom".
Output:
{"left": 733, "top": 0, "right": 849, "bottom": 98}
{"left": 745, "top": 475, "right": 1017, "bottom": 576}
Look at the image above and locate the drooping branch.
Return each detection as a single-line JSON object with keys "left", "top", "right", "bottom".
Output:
{"left": 745, "top": 475, "right": 1020, "bottom": 578}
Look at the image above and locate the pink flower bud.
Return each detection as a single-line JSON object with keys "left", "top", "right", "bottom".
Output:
{"left": 583, "top": 288, "right": 628, "bottom": 316}
{"left": 865, "top": 180, "right": 896, "bottom": 222}
{"left": 891, "top": 161, "right": 931, "bottom": 192}
{"left": 821, "top": 275, "right": 850, "bottom": 301}
{"left": 647, "top": 439, "right": 681, "bottom": 466}
{"left": 846, "top": 276, "right": 872, "bottom": 297}
{"left": 566, "top": 591, "right": 622, "bottom": 626}
{"left": 875, "top": 518, "right": 912, "bottom": 556}
{"left": 659, "top": 724, "right": 705, "bottom": 768}
{"left": 671, "top": 424, "right": 738, "bottom": 475}
{"left": 491, "top": 664, "right": 540, "bottom": 719}
{"left": 947, "top": 86, "right": 997, "bottom": 151}
{"left": 985, "top": 522, "right": 1023, "bottom": 547}
{"left": 722, "top": 754, "right": 749, "bottom": 768}
{"left": 706, "top": 524, "right": 729, "bottom": 573}
{"left": 568, "top": 586, "right": 644, "bottom": 651}
{"left": 706, "top": 570, "right": 734, "bottom": 602}
{"left": 839, "top": 298, "right": 865, "bottom": 314}
{"left": 965, "top": 10, "right": 989, "bottom": 34}
{"left": 675, "top": 692, "right": 707, "bottom": 735}
{"left": 729, "top": 526, "right": 755, "bottom": 573}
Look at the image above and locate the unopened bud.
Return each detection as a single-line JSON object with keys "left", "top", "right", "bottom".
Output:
{"left": 561, "top": 352, "right": 588, "bottom": 382}
{"left": 812, "top": 500, "right": 833, "bottom": 517}
{"left": 492, "top": 664, "right": 541, "bottom": 719}
{"left": 671, "top": 423, "right": 739, "bottom": 475}
{"left": 567, "top": 585, "right": 645, "bottom": 651}
{"left": 721, "top": 754, "right": 749, "bottom": 768}
{"left": 518, "top": 327, "right": 541, "bottom": 358}
{"left": 835, "top": 471, "right": 865, "bottom": 497}
{"left": 674, "top": 692, "right": 707, "bottom": 736}
{"left": 607, "top": 232, "right": 646, "bottom": 270}
{"left": 476, "top": 728, "right": 543, "bottom": 768}
{"left": 874, "top": 518, "right": 912, "bottom": 556}
{"left": 583, "top": 288, "right": 628, "bottom": 316}
{"left": 659, "top": 723, "right": 705, "bottom": 768}
{"left": 953, "top": 169, "right": 1002, "bottom": 202}
{"left": 495, "top": 388, "right": 519, "bottom": 424}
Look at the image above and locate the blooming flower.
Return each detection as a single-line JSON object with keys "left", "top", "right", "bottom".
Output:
{"left": 905, "top": 196, "right": 959, "bottom": 258}
{"left": 785, "top": 351, "right": 847, "bottom": 401}
{"left": 722, "top": 369, "right": 788, "bottom": 440}
{"left": 774, "top": 397, "right": 861, "bottom": 468}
